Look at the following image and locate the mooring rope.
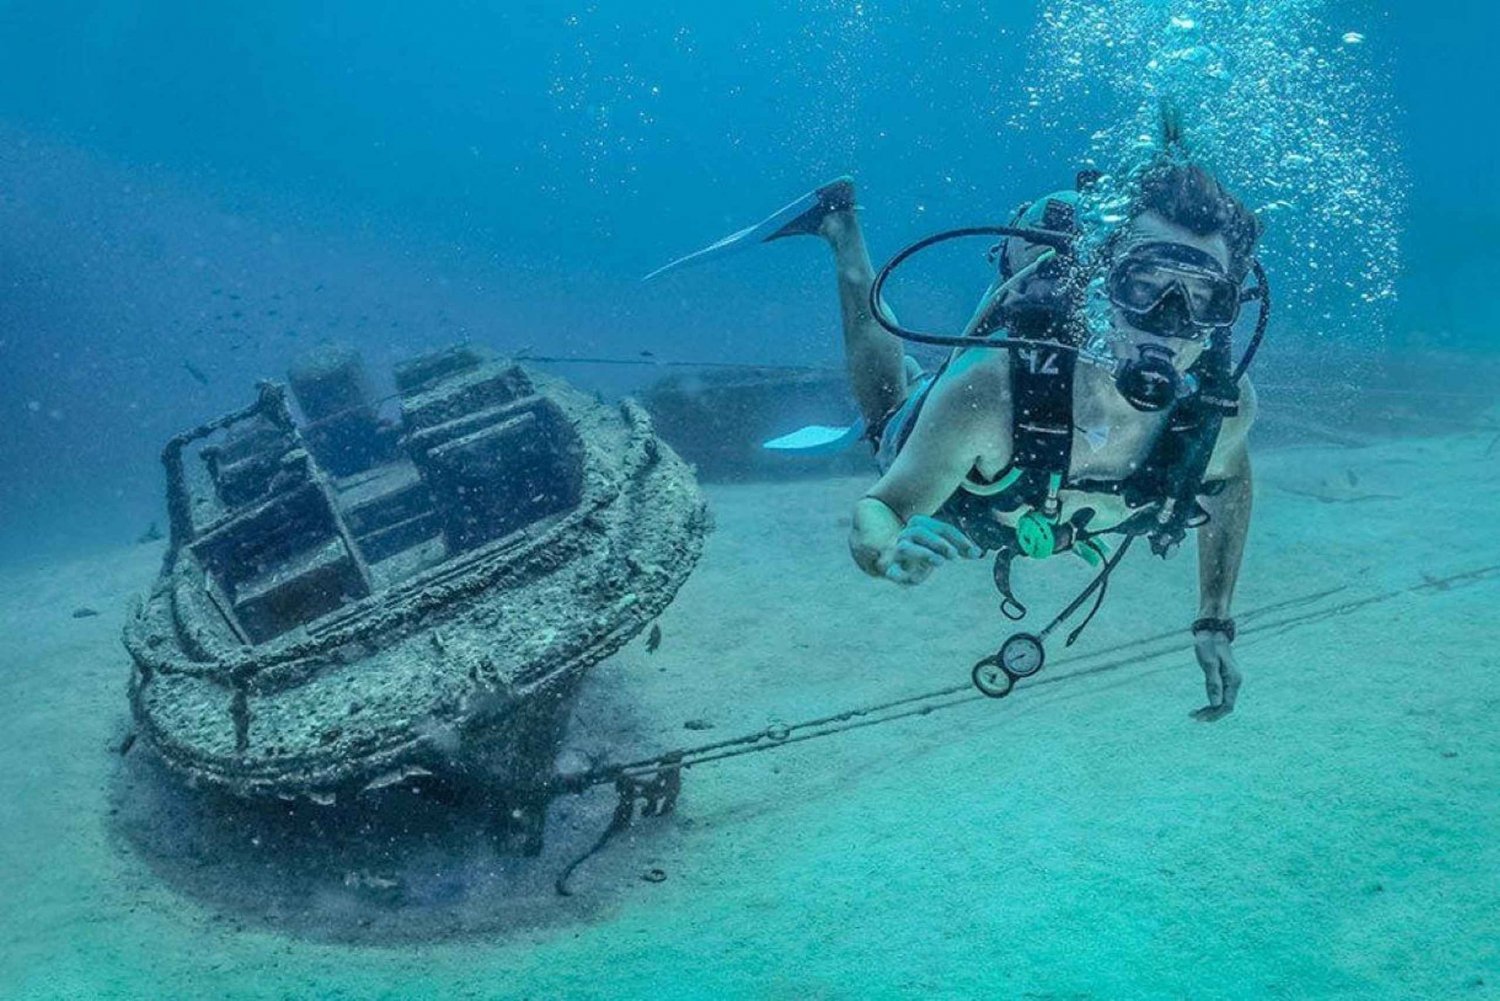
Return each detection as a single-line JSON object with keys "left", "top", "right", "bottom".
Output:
{"left": 569, "top": 562, "right": 1499, "bottom": 789}
{"left": 551, "top": 559, "right": 1500, "bottom": 893}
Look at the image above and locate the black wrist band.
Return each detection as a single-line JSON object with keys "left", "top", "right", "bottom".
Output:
{"left": 1191, "top": 617, "right": 1236, "bottom": 642}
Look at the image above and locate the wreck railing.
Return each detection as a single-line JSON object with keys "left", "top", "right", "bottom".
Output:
{"left": 160, "top": 381, "right": 297, "bottom": 569}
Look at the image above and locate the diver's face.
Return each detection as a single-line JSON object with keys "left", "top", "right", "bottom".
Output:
{"left": 1109, "top": 210, "right": 1234, "bottom": 370}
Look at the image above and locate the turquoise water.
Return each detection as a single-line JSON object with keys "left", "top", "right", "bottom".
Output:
{"left": 0, "top": 0, "right": 1490, "bottom": 561}
{"left": 1, "top": 2, "right": 1497, "bottom": 998}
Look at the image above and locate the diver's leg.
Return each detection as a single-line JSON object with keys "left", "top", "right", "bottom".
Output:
{"left": 646, "top": 172, "right": 909, "bottom": 423}
{"left": 819, "top": 207, "right": 908, "bottom": 425}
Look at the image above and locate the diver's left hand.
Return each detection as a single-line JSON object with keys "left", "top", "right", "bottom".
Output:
{"left": 1191, "top": 633, "right": 1241, "bottom": 722}
{"left": 881, "top": 515, "right": 982, "bottom": 586}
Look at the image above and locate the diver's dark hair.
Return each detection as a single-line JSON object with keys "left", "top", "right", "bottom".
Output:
{"left": 1133, "top": 161, "right": 1262, "bottom": 279}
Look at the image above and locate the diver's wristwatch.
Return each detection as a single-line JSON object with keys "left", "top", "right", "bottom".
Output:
{"left": 1191, "top": 617, "right": 1236, "bottom": 643}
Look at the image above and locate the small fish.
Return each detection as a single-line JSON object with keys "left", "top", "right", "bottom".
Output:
{"left": 118, "top": 731, "right": 137, "bottom": 756}
{"left": 136, "top": 522, "right": 163, "bottom": 544}
{"left": 646, "top": 623, "right": 662, "bottom": 653}
{"left": 640, "top": 350, "right": 656, "bottom": 358}
{"left": 343, "top": 870, "right": 405, "bottom": 904}
{"left": 72, "top": 607, "right": 100, "bottom": 619}
{"left": 182, "top": 360, "right": 209, "bottom": 385}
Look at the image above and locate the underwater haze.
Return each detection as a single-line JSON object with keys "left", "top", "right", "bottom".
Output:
{"left": 0, "top": 0, "right": 1493, "bottom": 560}
{"left": 1, "top": 2, "right": 1499, "bottom": 999}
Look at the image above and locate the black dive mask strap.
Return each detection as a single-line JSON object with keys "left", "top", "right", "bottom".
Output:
{"left": 868, "top": 223, "right": 1270, "bottom": 382}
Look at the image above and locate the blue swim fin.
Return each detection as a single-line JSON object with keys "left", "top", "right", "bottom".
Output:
{"left": 643, "top": 176, "right": 855, "bottom": 282}
{"left": 762, "top": 417, "right": 866, "bottom": 456}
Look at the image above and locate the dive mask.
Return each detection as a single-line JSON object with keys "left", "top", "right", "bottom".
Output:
{"left": 1107, "top": 241, "right": 1241, "bottom": 339}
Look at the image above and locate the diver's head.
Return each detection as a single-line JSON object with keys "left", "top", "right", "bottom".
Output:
{"left": 1105, "top": 162, "right": 1261, "bottom": 374}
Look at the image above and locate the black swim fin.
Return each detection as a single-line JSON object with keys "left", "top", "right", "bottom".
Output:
{"left": 642, "top": 176, "right": 855, "bottom": 282}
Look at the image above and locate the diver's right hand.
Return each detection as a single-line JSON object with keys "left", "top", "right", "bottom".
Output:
{"left": 880, "top": 515, "right": 982, "bottom": 586}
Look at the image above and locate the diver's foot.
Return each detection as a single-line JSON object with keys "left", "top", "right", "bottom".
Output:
{"left": 817, "top": 203, "right": 860, "bottom": 247}
{"left": 765, "top": 176, "right": 857, "bottom": 242}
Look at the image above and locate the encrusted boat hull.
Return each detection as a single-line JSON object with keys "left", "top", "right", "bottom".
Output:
{"left": 125, "top": 354, "right": 708, "bottom": 805}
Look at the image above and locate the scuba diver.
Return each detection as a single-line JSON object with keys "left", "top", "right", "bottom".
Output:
{"left": 648, "top": 147, "right": 1265, "bottom": 722}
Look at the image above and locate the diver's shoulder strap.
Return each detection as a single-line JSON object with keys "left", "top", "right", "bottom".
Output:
{"left": 1192, "top": 327, "right": 1242, "bottom": 416}
{"left": 1136, "top": 330, "right": 1241, "bottom": 554}
{"left": 1008, "top": 336, "right": 1076, "bottom": 484}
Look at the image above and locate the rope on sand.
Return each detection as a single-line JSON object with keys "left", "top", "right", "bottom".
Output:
{"left": 551, "top": 559, "right": 1500, "bottom": 893}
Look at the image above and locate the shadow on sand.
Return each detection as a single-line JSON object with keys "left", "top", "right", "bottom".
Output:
{"left": 105, "top": 676, "right": 679, "bottom": 946}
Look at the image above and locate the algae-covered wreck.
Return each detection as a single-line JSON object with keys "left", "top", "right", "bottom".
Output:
{"left": 125, "top": 344, "right": 707, "bottom": 816}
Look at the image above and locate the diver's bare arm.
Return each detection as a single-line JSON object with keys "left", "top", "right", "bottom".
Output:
{"left": 849, "top": 360, "right": 1003, "bottom": 576}
{"left": 849, "top": 498, "right": 906, "bottom": 576}
{"left": 1188, "top": 383, "right": 1256, "bottom": 719}
{"left": 1197, "top": 380, "right": 1257, "bottom": 617}
{"left": 1197, "top": 445, "right": 1252, "bottom": 617}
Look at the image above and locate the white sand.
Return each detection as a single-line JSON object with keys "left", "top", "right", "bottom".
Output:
{"left": 1, "top": 430, "right": 1497, "bottom": 1000}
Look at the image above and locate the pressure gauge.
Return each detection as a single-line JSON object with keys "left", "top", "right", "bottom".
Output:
{"left": 1000, "top": 632, "right": 1045, "bottom": 678}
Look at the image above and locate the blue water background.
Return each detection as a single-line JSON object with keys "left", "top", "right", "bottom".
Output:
{"left": 0, "top": 1, "right": 1492, "bottom": 562}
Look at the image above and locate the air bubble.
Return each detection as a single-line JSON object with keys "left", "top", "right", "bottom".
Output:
{"left": 1014, "top": 0, "right": 1406, "bottom": 345}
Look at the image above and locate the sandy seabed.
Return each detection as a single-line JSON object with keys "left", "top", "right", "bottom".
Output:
{"left": 1, "top": 429, "right": 1497, "bottom": 1001}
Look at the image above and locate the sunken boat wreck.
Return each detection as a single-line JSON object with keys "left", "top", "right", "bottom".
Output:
{"left": 124, "top": 344, "right": 708, "bottom": 823}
